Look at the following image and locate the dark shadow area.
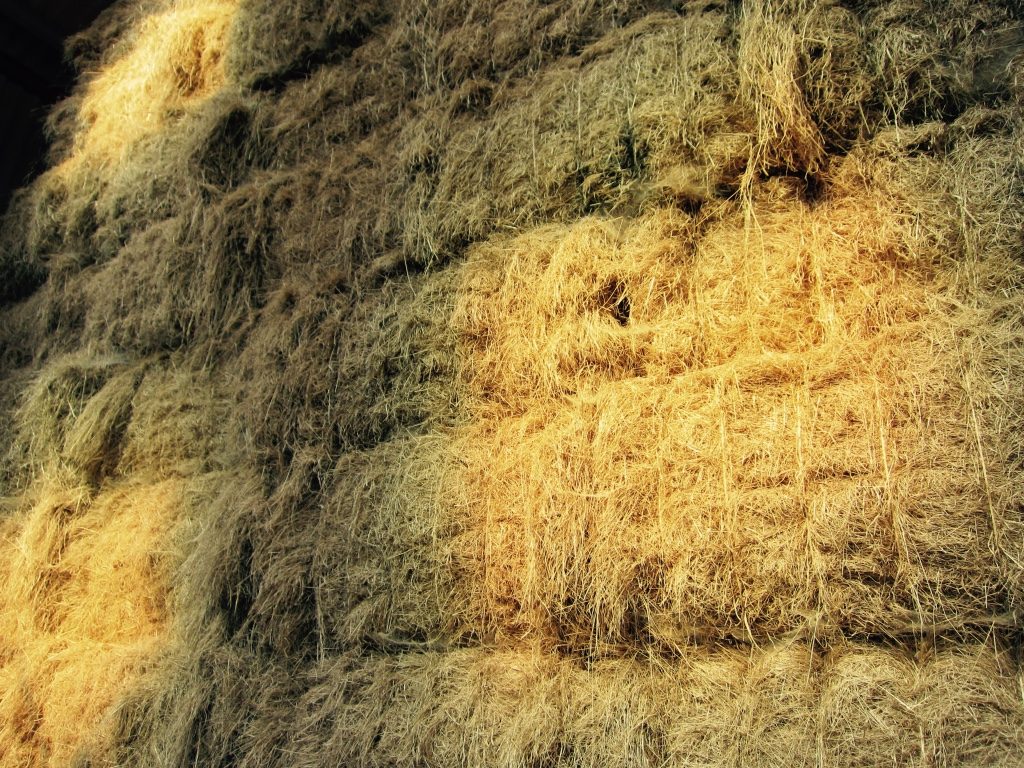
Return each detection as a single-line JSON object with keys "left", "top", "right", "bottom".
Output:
{"left": 0, "top": 0, "right": 118, "bottom": 215}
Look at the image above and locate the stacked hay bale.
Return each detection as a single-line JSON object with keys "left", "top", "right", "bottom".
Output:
{"left": 0, "top": 0, "right": 1022, "bottom": 765}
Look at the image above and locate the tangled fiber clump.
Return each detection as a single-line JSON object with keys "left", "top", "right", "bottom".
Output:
{"left": 1, "top": 0, "right": 1023, "bottom": 765}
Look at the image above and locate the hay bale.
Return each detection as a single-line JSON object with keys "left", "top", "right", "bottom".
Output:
{"left": 0, "top": 469, "right": 260, "bottom": 767}
{"left": 449, "top": 187, "right": 1024, "bottom": 646}
{"left": 0, "top": 369, "right": 34, "bottom": 493}
{"left": 5, "top": 354, "right": 234, "bottom": 489}
{"left": 67, "top": 0, "right": 237, "bottom": 169}
{"left": 271, "top": 166, "right": 1023, "bottom": 653}
{"left": 313, "top": 435, "right": 459, "bottom": 650}
{"left": 9, "top": 167, "right": 97, "bottom": 267}
{"left": 738, "top": 0, "right": 827, "bottom": 178}
{"left": 29, "top": 168, "right": 271, "bottom": 358}
{"left": 234, "top": 265, "right": 459, "bottom": 474}
{"left": 0, "top": 481, "right": 182, "bottom": 766}
{"left": 104, "top": 628, "right": 224, "bottom": 768}
{"left": 189, "top": 169, "right": 285, "bottom": 334}
{"left": 106, "top": 633, "right": 308, "bottom": 768}
{"left": 863, "top": 0, "right": 1022, "bottom": 122}
{"left": 241, "top": 641, "right": 1021, "bottom": 767}
{"left": 159, "top": 474, "right": 255, "bottom": 640}
{"left": 819, "top": 641, "right": 1024, "bottom": 766}
{"left": 77, "top": 218, "right": 196, "bottom": 354}
{"left": 118, "top": 365, "right": 236, "bottom": 478}
{"left": 8, "top": 1, "right": 246, "bottom": 276}
{"left": 63, "top": 0, "right": 165, "bottom": 75}
{"left": 81, "top": 86, "right": 269, "bottom": 264}
{"left": 264, "top": 50, "right": 410, "bottom": 168}
{"left": 0, "top": 296, "right": 44, "bottom": 379}
{"left": 227, "top": 0, "right": 387, "bottom": 88}
{"left": 61, "top": 365, "right": 145, "bottom": 486}
{"left": 8, "top": 354, "right": 132, "bottom": 488}
{"left": 418, "top": 8, "right": 742, "bottom": 257}
{"left": 1, "top": 0, "right": 1023, "bottom": 764}
{"left": 256, "top": 5, "right": 748, "bottom": 269}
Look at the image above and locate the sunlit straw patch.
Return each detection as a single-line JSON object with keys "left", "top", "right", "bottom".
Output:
{"left": 65, "top": 0, "right": 238, "bottom": 171}
{"left": 449, "top": 177, "right": 1021, "bottom": 651}
{"left": 0, "top": 481, "right": 181, "bottom": 765}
